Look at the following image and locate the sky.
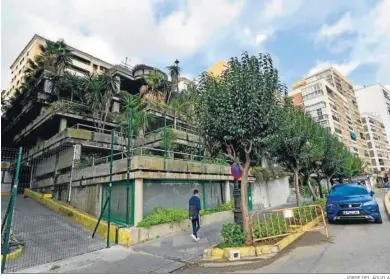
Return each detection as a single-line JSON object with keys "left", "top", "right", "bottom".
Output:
{"left": 1, "top": 0, "right": 390, "bottom": 91}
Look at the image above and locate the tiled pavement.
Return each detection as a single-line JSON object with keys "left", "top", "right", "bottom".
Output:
{"left": 17, "top": 200, "right": 307, "bottom": 274}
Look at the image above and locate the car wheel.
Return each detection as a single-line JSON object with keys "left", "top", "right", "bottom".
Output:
{"left": 375, "top": 217, "right": 383, "bottom": 224}
{"left": 328, "top": 218, "right": 335, "bottom": 224}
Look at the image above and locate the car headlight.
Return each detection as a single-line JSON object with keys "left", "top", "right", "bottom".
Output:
{"left": 326, "top": 203, "right": 337, "bottom": 208}
{"left": 363, "top": 200, "right": 376, "bottom": 206}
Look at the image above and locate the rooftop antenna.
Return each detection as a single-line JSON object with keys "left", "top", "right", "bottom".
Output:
{"left": 121, "top": 57, "right": 131, "bottom": 69}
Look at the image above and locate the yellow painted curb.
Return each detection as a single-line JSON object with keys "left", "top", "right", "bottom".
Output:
{"left": 0, "top": 245, "right": 24, "bottom": 262}
{"left": 24, "top": 189, "right": 133, "bottom": 246}
{"left": 384, "top": 192, "right": 390, "bottom": 217}
{"left": 205, "top": 217, "right": 322, "bottom": 261}
{"left": 42, "top": 193, "right": 52, "bottom": 199}
{"left": 1, "top": 192, "right": 11, "bottom": 196}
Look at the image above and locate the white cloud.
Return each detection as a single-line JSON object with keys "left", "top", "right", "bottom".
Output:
{"left": 307, "top": 60, "right": 360, "bottom": 77}
{"left": 317, "top": 12, "right": 354, "bottom": 38}
{"left": 1, "top": 0, "right": 245, "bottom": 88}
{"left": 263, "top": 0, "right": 284, "bottom": 19}
{"left": 315, "top": 0, "right": 390, "bottom": 85}
{"left": 240, "top": 28, "right": 268, "bottom": 47}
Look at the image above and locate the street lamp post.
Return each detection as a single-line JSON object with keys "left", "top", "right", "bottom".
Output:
{"left": 233, "top": 180, "right": 242, "bottom": 224}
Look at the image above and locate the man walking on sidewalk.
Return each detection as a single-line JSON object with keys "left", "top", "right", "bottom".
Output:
{"left": 189, "top": 189, "right": 201, "bottom": 241}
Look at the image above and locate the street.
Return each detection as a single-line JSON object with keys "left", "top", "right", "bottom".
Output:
{"left": 176, "top": 192, "right": 390, "bottom": 274}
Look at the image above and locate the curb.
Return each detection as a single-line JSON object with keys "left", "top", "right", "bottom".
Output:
{"left": 0, "top": 245, "right": 24, "bottom": 263}
{"left": 203, "top": 217, "right": 321, "bottom": 261}
{"left": 384, "top": 192, "right": 390, "bottom": 218}
{"left": 1, "top": 192, "right": 11, "bottom": 196}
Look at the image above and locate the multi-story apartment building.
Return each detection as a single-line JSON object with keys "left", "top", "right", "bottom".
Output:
{"left": 177, "top": 77, "right": 195, "bottom": 93}
{"left": 355, "top": 84, "right": 390, "bottom": 152}
{"left": 3, "top": 34, "right": 113, "bottom": 101}
{"left": 207, "top": 60, "right": 228, "bottom": 77}
{"left": 289, "top": 67, "right": 368, "bottom": 162}
{"left": 361, "top": 113, "right": 390, "bottom": 174}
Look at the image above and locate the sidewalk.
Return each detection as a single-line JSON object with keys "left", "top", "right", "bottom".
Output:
{"left": 18, "top": 201, "right": 302, "bottom": 274}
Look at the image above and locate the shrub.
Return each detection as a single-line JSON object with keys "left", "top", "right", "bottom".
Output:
{"left": 136, "top": 207, "right": 188, "bottom": 228}
{"left": 216, "top": 200, "right": 234, "bottom": 212}
{"left": 221, "top": 223, "right": 245, "bottom": 247}
{"left": 137, "top": 201, "right": 235, "bottom": 228}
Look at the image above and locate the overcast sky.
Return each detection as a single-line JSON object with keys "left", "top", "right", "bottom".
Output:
{"left": 1, "top": 0, "right": 389, "bottom": 91}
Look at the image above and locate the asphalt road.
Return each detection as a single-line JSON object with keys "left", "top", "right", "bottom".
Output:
{"left": 178, "top": 192, "right": 390, "bottom": 274}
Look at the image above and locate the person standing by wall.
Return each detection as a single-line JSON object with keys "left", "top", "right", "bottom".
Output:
{"left": 189, "top": 189, "right": 201, "bottom": 241}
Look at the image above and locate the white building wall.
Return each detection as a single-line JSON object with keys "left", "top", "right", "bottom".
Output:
{"left": 356, "top": 84, "right": 390, "bottom": 149}
{"left": 252, "top": 176, "right": 290, "bottom": 210}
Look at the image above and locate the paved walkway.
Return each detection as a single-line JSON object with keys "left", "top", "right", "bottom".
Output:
{"left": 17, "top": 201, "right": 302, "bottom": 273}
{"left": 2, "top": 196, "right": 106, "bottom": 273}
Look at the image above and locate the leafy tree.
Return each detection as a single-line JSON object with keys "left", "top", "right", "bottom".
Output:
{"left": 299, "top": 124, "right": 327, "bottom": 200}
{"left": 196, "top": 52, "right": 286, "bottom": 244}
{"left": 269, "top": 103, "right": 322, "bottom": 206}
{"left": 317, "top": 133, "right": 346, "bottom": 192}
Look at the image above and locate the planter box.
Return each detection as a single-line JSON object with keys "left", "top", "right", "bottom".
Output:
{"left": 131, "top": 211, "right": 233, "bottom": 244}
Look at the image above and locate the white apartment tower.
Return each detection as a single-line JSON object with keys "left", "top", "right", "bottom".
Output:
{"left": 355, "top": 84, "right": 390, "bottom": 149}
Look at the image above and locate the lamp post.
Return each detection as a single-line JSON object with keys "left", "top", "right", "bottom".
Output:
{"left": 233, "top": 180, "right": 242, "bottom": 224}
{"left": 231, "top": 162, "right": 243, "bottom": 224}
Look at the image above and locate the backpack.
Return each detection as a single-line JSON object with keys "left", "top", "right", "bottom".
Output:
{"left": 189, "top": 204, "right": 197, "bottom": 220}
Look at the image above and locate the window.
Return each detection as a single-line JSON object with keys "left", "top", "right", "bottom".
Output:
{"left": 71, "top": 54, "right": 91, "bottom": 65}
{"left": 329, "top": 186, "right": 368, "bottom": 197}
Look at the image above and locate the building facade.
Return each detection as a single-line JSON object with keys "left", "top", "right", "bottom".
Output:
{"left": 207, "top": 60, "right": 228, "bottom": 77}
{"left": 289, "top": 67, "right": 368, "bottom": 162}
{"left": 177, "top": 77, "right": 195, "bottom": 93}
{"left": 355, "top": 84, "right": 390, "bottom": 152}
{"left": 3, "top": 34, "right": 113, "bottom": 101}
{"left": 361, "top": 113, "right": 390, "bottom": 174}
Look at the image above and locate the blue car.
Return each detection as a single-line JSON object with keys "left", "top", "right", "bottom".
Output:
{"left": 326, "top": 184, "right": 382, "bottom": 224}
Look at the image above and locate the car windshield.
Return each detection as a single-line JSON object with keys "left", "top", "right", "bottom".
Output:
{"left": 329, "top": 186, "right": 368, "bottom": 197}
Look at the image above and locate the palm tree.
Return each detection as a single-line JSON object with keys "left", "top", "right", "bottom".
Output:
{"left": 42, "top": 39, "right": 72, "bottom": 73}
{"left": 166, "top": 59, "right": 181, "bottom": 104}
{"left": 100, "top": 74, "right": 119, "bottom": 127}
{"left": 42, "top": 40, "right": 73, "bottom": 100}
{"left": 117, "top": 92, "right": 155, "bottom": 137}
{"left": 139, "top": 72, "right": 166, "bottom": 103}
{"left": 62, "top": 72, "right": 84, "bottom": 102}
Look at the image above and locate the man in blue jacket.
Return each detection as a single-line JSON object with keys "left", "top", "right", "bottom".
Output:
{"left": 189, "top": 189, "right": 201, "bottom": 241}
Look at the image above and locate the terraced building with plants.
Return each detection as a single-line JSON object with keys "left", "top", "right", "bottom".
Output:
{"left": 1, "top": 35, "right": 292, "bottom": 229}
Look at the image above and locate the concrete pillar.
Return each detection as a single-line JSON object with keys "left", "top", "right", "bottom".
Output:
{"left": 224, "top": 180, "right": 231, "bottom": 203}
{"left": 59, "top": 118, "right": 67, "bottom": 132}
{"left": 134, "top": 178, "right": 144, "bottom": 225}
{"left": 112, "top": 101, "right": 120, "bottom": 113}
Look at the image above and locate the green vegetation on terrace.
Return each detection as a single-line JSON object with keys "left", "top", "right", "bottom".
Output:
{"left": 136, "top": 200, "right": 234, "bottom": 228}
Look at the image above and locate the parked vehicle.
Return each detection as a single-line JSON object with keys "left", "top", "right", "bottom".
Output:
{"left": 326, "top": 184, "right": 382, "bottom": 224}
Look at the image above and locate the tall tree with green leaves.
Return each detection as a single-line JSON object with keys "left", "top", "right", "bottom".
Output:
{"left": 317, "top": 133, "right": 347, "bottom": 191}
{"left": 269, "top": 102, "right": 322, "bottom": 206}
{"left": 196, "top": 52, "right": 286, "bottom": 244}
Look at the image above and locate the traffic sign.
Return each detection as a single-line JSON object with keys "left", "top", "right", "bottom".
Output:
{"left": 231, "top": 162, "right": 243, "bottom": 180}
